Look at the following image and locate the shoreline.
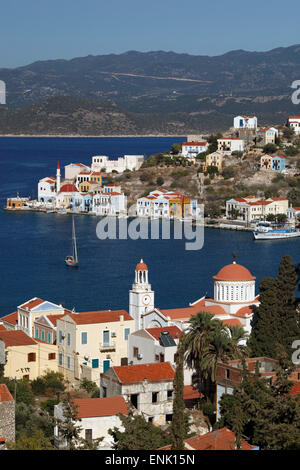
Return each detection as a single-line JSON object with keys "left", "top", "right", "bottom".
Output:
{"left": 0, "top": 134, "right": 187, "bottom": 138}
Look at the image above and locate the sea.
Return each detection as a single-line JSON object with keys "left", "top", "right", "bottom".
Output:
{"left": 0, "top": 136, "right": 299, "bottom": 317}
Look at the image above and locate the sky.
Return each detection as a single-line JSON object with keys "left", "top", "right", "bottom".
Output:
{"left": 0, "top": 0, "right": 300, "bottom": 68}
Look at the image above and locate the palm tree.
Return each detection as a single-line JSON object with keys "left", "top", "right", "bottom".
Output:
{"left": 226, "top": 325, "right": 249, "bottom": 359}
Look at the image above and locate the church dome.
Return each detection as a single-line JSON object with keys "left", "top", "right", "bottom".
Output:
{"left": 213, "top": 263, "right": 255, "bottom": 282}
{"left": 136, "top": 259, "right": 148, "bottom": 271}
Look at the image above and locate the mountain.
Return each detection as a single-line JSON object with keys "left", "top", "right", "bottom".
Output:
{"left": 0, "top": 46, "right": 300, "bottom": 134}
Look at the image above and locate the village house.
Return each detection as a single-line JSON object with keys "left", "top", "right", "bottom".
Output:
{"left": 64, "top": 163, "right": 91, "bottom": 181}
{"left": 233, "top": 115, "right": 257, "bottom": 129}
{"left": 38, "top": 176, "right": 57, "bottom": 204}
{"left": 0, "top": 384, "right": 15, "bottom": 446}
{"left": 287, "top": 206, "right": 300, "bottom": 222}
{"left": 54, "top": 396, "right": 129, "bottom": 450}
{"left": 91, "top": 155, "right": 144, "bottom": 174}
{"left": 100, "top": 362, "right": 175, "bottom": 426}
{"left": 287, "top": 113, "right": 300, "bottom": 134}
{"left": 136, "top": 189, "right": 198, "bottom": 219}
{"left": 260, "top": 154, "right": 286, "bottom": 172}
{"left": 256, "top": 127, "right": 278, "bottom": 145}
{"left": 181, "top": 141, "right": 208, "bottom": 158}
{"left": 92, "top": 191, "right": 127, "bottom": 216}
{"left": 226, "top": 195, "right": 289, "bottom": 222}
{"left": 33, "top": 313, "right": 66, "bottom": 344}
{"left": 217, "top": 137, "right": 245, "bottom": 153}
{"left": 56, "top": 310, "right": 134, "bottom": 385}
{"left": 204, "top": 152, "right": 223, "bottom": 172}
{"left": 0, "top": 329, "right": 58, "bottom": 380}
{"left": 6, "top": 196, "right": 30, "bottom": 209}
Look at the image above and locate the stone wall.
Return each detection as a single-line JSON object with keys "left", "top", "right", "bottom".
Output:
{"left": 0, "top": 400, "right": 15, "bottom": 443}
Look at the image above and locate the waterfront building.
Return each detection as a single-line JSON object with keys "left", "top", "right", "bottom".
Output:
{"left": 54, "top": 396, "right": 129, "bottom": 450}
{"left": 226, "top": 195, "right": 289, "bottom": 221}
{"left": 71, "top": 192, "right": 93, "bottom": 212}
{"left": 217, "top": 137, "right": 245, "bottom": 153}
{"left": 56, "top": 183, "right": 79, "bottom": 209}
{"left": 56, "top": 309, "right": 134, "bottom": 385}
{"left": 6, "top": 196, "right": 30, "bottom": 209}
{"left": 233, "top": 115, "right": 257, "bottom": 129}
{"left": 181, "top": 141, "right": 208, "bottom": 158}
{"left": 100, "top": 362, "right": 175, "bottom": 426}
{"left": 136, "top": 189, "right": 198, "bottom": 219}
{"left": 287, "top": 113, "right": 300, "bottom": 134}
{"left": 287, "top": 206, "right": 300, "bottom": 221}
{"left": 0, "top": 329, "right": 58, "bottom": 380}
{"left": 92, "top": 191, "right": 127, "bottom": 216}
{"left": 38, "top": 176, "right": 56, "bottom": 204}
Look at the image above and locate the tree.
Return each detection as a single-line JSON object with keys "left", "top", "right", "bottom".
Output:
{"left": 248, "top": 277, "right": 281, "bottom": 358}
{"left": 171, "top": 143, "right": 182, "bottom": 155}
{"left": 79, "top": 377, "right": 99, "bottom": 397}
{"left": 108, "top": 413, "right": 169, "bottom": 450}
{"left": 6, "top": 430, "right": 53, "bottom": 450}
{"left": 156, "top": 176, "right": 164, "bottom": 186}
{"left": 263, "top": 143, "right": 277, "bottom": 154}
{"left": 55, "top": 394, "right": 83, "bottom": 450}
{"left": 170, "top": 336, "right": 185, "bottom": 450}
{"left": 222, "top": 166, "right": 235, "bottom": 179}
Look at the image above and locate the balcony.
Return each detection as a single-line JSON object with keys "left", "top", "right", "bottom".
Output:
{"left": 99, "top": 342, "right": 116, "bottom": 351}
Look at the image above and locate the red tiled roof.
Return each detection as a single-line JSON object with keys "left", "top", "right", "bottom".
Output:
{"left": 63, "top": 310, "right": 132, "bottom": 325}
{"left": 185, "top": 427, "right": 256, "bottom": 450}
{"left": 136, "top": 260, "right": 148, "bottom": 271}
{"left": 182, "top": 142, "right": 207, "bottom": 146}
{"left": 146, "top": 326, "right": 182, "bottom": 341}
{"left": 72, "top": 396, "right": 129, "bottom": 418}
{"left": 0, "top": 324, "right": 7, "bottom": 331}
{"left": 59, "top": 184, "right": 78, "bottom": 193}
{"left": 0, "top": 312, "right": 18, "bottom": 325}
{"left": 289, "top": 382, "right": 300, "bottom": 396}
{"left": 236, "top": 306, "right": 256, "bottom": 318}
{"left": 222, "top": 319, "right": 243, "bottom": 326}
{"left": 20, "top": 298, "right": 44, "bottom": 310}
{"left": 213, "top": 263, "right": 255, "bottom": 282}
{"left": 112, "top": 362, "right": 175, "bottom": 384}
{"left": 0, "top": 384, "right": 14, "bottom": 402}
{"left": 0, "top": 330, "right": 37, "bottom": 347}
{"left": 183, "top": 385, "right": 203, "bottom": 400}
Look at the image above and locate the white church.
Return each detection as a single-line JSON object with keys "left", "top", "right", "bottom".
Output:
{"left": 129, "top": 258, "right": 259, "bottom": 336}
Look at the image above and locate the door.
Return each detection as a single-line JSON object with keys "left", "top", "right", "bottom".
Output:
{"left": 103, "top": 360, "right": 110, "bottom": 373}
{"left": 103, "top": 330, "right": 110, "bottom": 346}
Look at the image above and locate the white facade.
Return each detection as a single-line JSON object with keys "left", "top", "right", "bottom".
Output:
{"left": 129, "top": 261, "right": 155, "bottom": 331}
{"left": 91, "top": 155, "right": 144, "bottom": 174}
{"left": 218, "top": 138, "right": 245, "bottom": 153}
{"left": 92, "top": 192, "right": 127, "bottom": 215}
{"left": 234, "top": 115, "right": 257, "bottom": 129}
{"left": 181, "top": 141, "right": 208, "bottom": 158}
{"left": 38, "top": 177, "right": 56, "bottom": 203}
{"left": 64, "top": 163, "right": 91, "bottom": 181}
{"left": 288, "top": 114, "right": 300, "bottom": 134}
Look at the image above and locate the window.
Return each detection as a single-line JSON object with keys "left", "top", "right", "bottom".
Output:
{"left": 47, "top": 332, "right": 51, "bottom": 343}
{"left": 148, "top": 417, "right": 153, "bottom": 423}
{"left": 102, "top": 386, "right": 107, "bottom": 398}
{"left": 35, "top": 328, "right": 39, "bottom": 339}
{"left": 67, "top": 333, "right": 71, "bottom": 347}
{"left": 58, "top": 330, "right": 63, "bottom": 344}
{"left": 48, "top": 353, "right": 56, "bottom": 360}
{"left": 28, "top": 353, "right": 36, "bottom": 362}
{"left": 133, "top": 347, "right": 139, "bottom": 358}
{"left": 152, "top": 392, "right": 158, "bottom": 403}
{"left": 81, "top": 332, "right": 88, "bottom": 345}
{"left": 85, "top": 429, "right": 93, "bottom": 441}
{"left": 155, "top": 354, "right": 159, "bottom": 362}
{"left": 167, "top": 390, "right": 173, "bottom": 399}
{"left": 41, "top": 330, "right": 45, "bottom": 341}
{"left": 67, "top": 356, "right": 71, "bottom": 370}
{"left": 166, "top": 414, "right": 173, "bottom": 423}
{"left": 124, "top": 328, "right": 130, "bottom": 341}
{"left": 92, "top": 359, "right": 99, "bottom": 369}
{"left": 59, "top": 353, "right": 63, "bottom": 366}
{"left": 130, "top": 394, "right": 138, "bottom": 409}
{"left": 103, "top": 330, "right": 110, "bottom": 346}
{"left": 225, "top": 369, "right": 230, "bottom": 379}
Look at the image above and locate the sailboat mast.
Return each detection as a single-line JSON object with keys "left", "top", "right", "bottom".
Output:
{"left": 72, "top": 216, "right": 78, "bottom": 262}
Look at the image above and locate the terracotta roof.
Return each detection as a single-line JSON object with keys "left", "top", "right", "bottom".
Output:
{"left": 0, "top": 330, "right": 37, "bottom": 347}
{"left": 136, "top": 259, "right": 148, "bottom": 271}
{"left": 112, "top": 362, "right": 175, "bottom": 384}
{"left": 0, "top": 384, "right": 14, "bottom": 402}
{"left": 0, "top": 312, "right": 18, "bottom": 325}
{"left": 222, "top": 319, "right": 243, "bottom": 326}
{"left": 270, "top": 197, "right": 288, "bottom": 201}
{"left": 289, "top": 382, "right": 300, "bottom": 396}
{"left": 20, "top": 298, "right": 44, "bottom": 310}
{"left": 185, "top": 428, "right": 256, "bottom": 450}
{"left": 59, "top": 184, "right": 78, "bottom": 193}
{"left": 235, "top": 306, "right": 256, "bottom": 317}
{"left": 0, "top": 324, "right": 7, "bottom": 331}
{"left": 182, "top": 142, "right": 207, "bottom": 146}
{"left": 213, "top": 263, "right": 255, "bottom": 282}
{"left": 63, "top": 310, "right": 132, "bottom": 325}
{"left": 72, "top": 396, "right": 129, "bottom": 418}
{"left": 183, "top": 385, "right": 203, "bottom": 400}
{"left": 146, "top": 326, "right": 182, "bottom": 341}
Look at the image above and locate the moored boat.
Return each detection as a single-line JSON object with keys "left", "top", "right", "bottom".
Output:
{"left": 252, "top": 221, "right": 300, "bottom": 239}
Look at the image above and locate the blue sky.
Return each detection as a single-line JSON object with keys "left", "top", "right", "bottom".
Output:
{"left": 1, "top": 0, "right": 300, "bottom": 68}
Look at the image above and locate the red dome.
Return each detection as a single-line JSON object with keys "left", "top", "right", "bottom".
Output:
{"left": 213, "top": 263, "right": 255, "bottom": 282}
{"left": 59, "top": 184, "right": 78, "bottom": 193}
{"left": 136, "top": 259, "right": 148, "bottom": 271}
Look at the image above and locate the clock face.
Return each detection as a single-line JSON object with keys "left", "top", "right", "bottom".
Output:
{"left": 143, "top": 295, "right": 151, "bottom": 305}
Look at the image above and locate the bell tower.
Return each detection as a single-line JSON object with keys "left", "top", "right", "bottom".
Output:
{"left": 129, "top": 259, "right": 155, "bottom": 331}
{"left": 56, "top": 161, "right": 61, "bottom": 193}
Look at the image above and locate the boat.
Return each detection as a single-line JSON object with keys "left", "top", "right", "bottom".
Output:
{"left": 65, "top": 217, "right": 79, "bottom": 267}
{"left": 252, "top": 221, "right": 300, "bottom": 239}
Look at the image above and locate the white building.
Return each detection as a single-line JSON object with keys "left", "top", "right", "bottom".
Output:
{"left": 38, "top": 177, "right": 56, "bottom": 204}
{"left": 287, "top": 206, "right": 300, "bottom": 222}
{"left": 226, "top": 195, "right": 289, "bottom": 222}
{"left": 64, "top": 163, "right": 91, "bottom": 181}
{"left": 56, "top": 183, "right": 79, "bottom": 209}
{"left": 92, "top": 192, "right": 127, "bottom": 216}
{"left": 233, "top": 115, "right": 257, "bottom": 129}
{"left": 287, "top": 113, "right": 300, "bottom": 134}
{"left": 91, "top": 155, "right": 144, "bottom": 174}
{"left": 181, "top": 141, "right": 208, "bottom": 158}
{"left": 217, "top": 138, "right": 245, "bottom": 153}
{"left": 54, "top": 396, "right": 129, "bottom": 449}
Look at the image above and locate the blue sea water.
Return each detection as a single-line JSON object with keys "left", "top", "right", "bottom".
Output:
{"left": 0, "top": 137, "right": 299, "bottom": 317}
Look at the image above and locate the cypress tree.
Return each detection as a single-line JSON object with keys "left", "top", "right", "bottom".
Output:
{"left": 276, "top": 255, "right": 300, "bottom": 357}
{"left": 248, "top": 277, "right": 281, "bottom": 358}
{"left": 170, "top": 336, "right": 185, "bottom": 450}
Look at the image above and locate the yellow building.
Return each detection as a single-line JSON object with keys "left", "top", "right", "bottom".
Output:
{"left": 204, "top": 152, "right": 223, "bottom": 172}
{"left": 6, "top": 197, "right": 30, "bottom": 209}
{"left": 56, "top": 310, "right": 135, "bottom": 384}
{"left": 169, "top": 194, "right": 192, "bottom": 218}
{"left": 0, "top": 329, "right": 58, "bottom": 380}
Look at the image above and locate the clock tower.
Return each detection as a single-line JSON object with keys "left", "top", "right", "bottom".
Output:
{"left": 129, "top": 259, "right": 155, "bottom": 331}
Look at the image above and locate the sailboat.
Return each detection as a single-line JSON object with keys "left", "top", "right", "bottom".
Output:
{"left": 65, "top": 217, "right": 79, "bottom": 267}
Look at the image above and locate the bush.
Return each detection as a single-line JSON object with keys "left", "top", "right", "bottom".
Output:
{"left": 222, "top": 167, "right": 235, "bottom": 179}
{"left": 156, "top": 176, "right": 164, "bottom": 186}
{"left": 263, "top": 143, "right": 277, "bottom": 154}
{"left": 79, "top": 378, "right": 100, "bottom": 397}
{"left": 40, "top": 398, "right": 59, "bottom": 416}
